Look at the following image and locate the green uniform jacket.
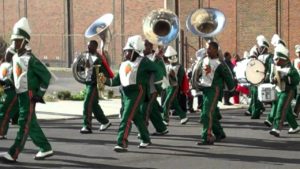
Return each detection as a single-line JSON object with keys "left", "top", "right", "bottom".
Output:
{"left": 106, "top": 57, "right": 163, "bottom": 95}
{"left": 85, "top": 53, "right": 110, "bottom": 86}
{"left": 201, "top": 60, "right": 235, "bottom": 100}
{"left": 270, "top": 62, "right": 300, "bottom": 92}
{"left": 12, "top": 52, "right": 51, "bottom": 97}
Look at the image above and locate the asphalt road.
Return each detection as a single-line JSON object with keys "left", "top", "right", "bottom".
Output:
{"left": 1, "top": 109, "right": 300, "bottom": 169}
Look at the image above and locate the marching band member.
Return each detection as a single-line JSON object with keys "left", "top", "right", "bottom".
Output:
{"left": 268, "top": 44, "right": 300, "bottom": 137}
{"left": 0, "top": 17, "right": 53, "bottom": 162}
{"left": 0, "top": 46, "right": 19, "bottom": 139}
{"left": 162, "top": 46, "right": 189, "bottom": 125}
{"left": 292, "top": 44, "right": 300, "bottom": 117}
{"left": 79, "top": 40, "right": 111, "bottom": 134}
{"left": 104, "top": 35, "right": 163, "bottom": 152}
{"left": 223, "top": 52, "right": 235, "bottom": 105}
{"left": 142, "top": 39, "right": 168, "bottom": 135}
{"left": 196, "top": 41, "right": 235, "bottom": 145}
{"left": 245, "top": 35, "right": 272, "bottom": 119}
{"left": 264, "top": 34, "right": 288, "bottom": 127}
{"left": 244, "top": 45, "right": 263, "bottom": 117}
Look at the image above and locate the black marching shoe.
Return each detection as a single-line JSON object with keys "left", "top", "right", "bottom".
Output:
{"left": 34, "top": 150, "right": 54, "bottom": 160}
{"left": 152, "top": 129, "right": 169, "bottom": 136}
{"left": 197, "top": 141, "right": 214, "bottom": 145}
{"left": 215, "top": 134, "right": 226, "bottom": 142}
{"left": 269, "top": 129, "right": 280, "bottom": 137}
{"left": 138, "top": 142, "right": 151, "bottom": 148}
{"left": 264, "top": 120, "right": 272, "bottom": 127}
{"left": 80, "top": 127, "right": 92, "bottom": 134}
{"left": 0, "top": 152, "right": 16, "bottom": 163}
{"left": 244, "top": 111, "right": 251, "bottom": 116}
{"left": 99, "top": 122, "right": 111, "bottom": 131}
{"left": 114, "top": 145, "right": 128, "bottom": 152}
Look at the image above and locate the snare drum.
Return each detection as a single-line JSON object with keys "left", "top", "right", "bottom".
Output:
{"left": 245, "top": 59, "right": 266, "bottom": 85}
{"left": 258, "top": 83, "right": 276, "bottom": 102}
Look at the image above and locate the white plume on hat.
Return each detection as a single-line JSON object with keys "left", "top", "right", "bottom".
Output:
{"left": 256, "top": 35, "right": 269, "bottom": 48}
{"left": 243, "top": 51, "right": 249, "bottom": 59}
{"left": 249, "top": 45, "right": 258, "bottom": 57}
{"left": 164, "top": 46, "right": 177, "bottom": 57}
{"left": 123, "top": 35, "right": 145, "bottom": 56}
{"left": 295, "top": 44, "right": 300, "bottom": 53}
{"left": 11, "top": 17, "right": 31, "bottom": 42}
{"left": 274, "top": 44, "right": 289, "bottom": 60}
{"left": 271, "top": 34, "right": 286, "bottom": 47}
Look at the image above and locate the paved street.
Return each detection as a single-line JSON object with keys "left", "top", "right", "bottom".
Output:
{"left": 1, "top": 108, "right": 300, "bottom": 169}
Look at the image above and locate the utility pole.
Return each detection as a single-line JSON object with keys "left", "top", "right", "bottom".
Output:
{"left": 121, "top": 0, "right": 125, "bottom": 48}
{"left": 24, "top": 0, "right": 27, "bottom": 17}
{"left": 64, "top": 0, "right": 74, "bottom": 67}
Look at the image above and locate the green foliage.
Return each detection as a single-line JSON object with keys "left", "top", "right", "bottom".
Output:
{"left": 57, "top": 90, "right": 71, "bottom": 100}
{"left": 44, "top": 94, "right": 58, "bottom": 102}
{"left": 70, "top": 91, "right": 85, "bottom": 100}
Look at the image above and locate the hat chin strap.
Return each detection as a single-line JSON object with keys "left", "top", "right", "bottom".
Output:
{"left": 15, "top": 39, "right": 26, "bottom": 52}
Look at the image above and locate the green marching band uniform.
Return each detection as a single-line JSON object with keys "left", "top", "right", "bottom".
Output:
{"left": 105, "top": 35, "right": 163, "bottom": 152}
{"left": 162, "top": 46, "right": 189, "bottom": 125}
{"left": 246, "top": 35, "right": 273, "bottom": 119}
{"left": 292, "top": 44, "right": 300, "bottom": 117}
{"left": 266, "top": 44, "right": 300, "bottom": 137}
{"left": 0, "top": 58, "right": 19, "bottom": 139}
{"left": 142, "top": 48, "right": 168, "bottom": 135}
{"left": 196, "top": 42, "right": 235, "bottom": 144}
{"left": 1, "top": 17, "right": 54, "bottom": 162}
{"left": 264, "top": 34, "right": 292, "bottom": 128}
{"left": 80, "top": 45, "right": 111, "bottom": 134}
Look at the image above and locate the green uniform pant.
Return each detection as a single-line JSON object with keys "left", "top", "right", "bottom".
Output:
{"left": 8, "top": 91, "right": 52, "bottom": 160}
{"left": 248, "top": 86, "right": 264, "bottom": 118}
{"left": 162, "top": 86, "right": 186, "bottom": 122}
{"left": 117, "top": 85, "right": 150, "bottom": 147}
{"left": 294, "top": 94, "right": 300, "bottom": 115}
{"left": 266, "top": 102, "right": 276, "bottom": 123}
{"left": 271, "top": 90, "right": 298, "bottom": 130}
{"left": 201, "top": 87, "right": 224, "bottom": 143}
{"left": 142, "top": 92, "right": 167, "bottom": 133}
{"left": 83, "top": 85, "right": 109, "bottom": 129}
{"left": 0, "top": 89, "right": 19, "bottom": 136}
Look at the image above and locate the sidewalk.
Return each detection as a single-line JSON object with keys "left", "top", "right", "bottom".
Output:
{"left": 35, "top": 98, "right": 248, "bottom": 121}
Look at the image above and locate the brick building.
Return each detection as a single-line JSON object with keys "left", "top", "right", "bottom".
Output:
{"left": 0, "top": 0, "right": 299, "bottom": 68}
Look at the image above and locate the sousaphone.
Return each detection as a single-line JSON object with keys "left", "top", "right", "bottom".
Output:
{"left": 186, "top": 8, "right": 227, "bottom": 90}
{"left": 72, "top": 13, "right": 113, "bottom": 84}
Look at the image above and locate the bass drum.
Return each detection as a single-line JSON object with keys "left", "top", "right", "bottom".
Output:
{"left": 245, "top": 59, "right": 265, "bottom": 85}
{"left": 72, "top": 52, "right": 87, "bottom": 84}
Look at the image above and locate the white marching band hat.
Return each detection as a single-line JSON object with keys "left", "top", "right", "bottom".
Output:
{"left": 271, "top": 34, "right": 286, "bottom": 47}
{"left": 164, "top": 46, "right": 177, "bottom": 57}
{"left": 274, "top": 44, "right": 289, "bottom": 60}
{"left": 123, "top": 35, "right": 145, "bottom": 56}
{"left": 249, "top": 45, "right": 258, "bottom": 57}
{"left": 243, "top": 51, "right": 249, "bottom": 59}
{"left": 295, "top": 44, "right": 300, "bottom": 53}
{"left": 256, "top": 35, "right": 269, "bottom": 48}
{"left": 11, "top": 17, "right": 31, "bottom": 42}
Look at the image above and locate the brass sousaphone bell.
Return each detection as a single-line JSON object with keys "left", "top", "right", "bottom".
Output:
{"left": 186, "top": 8, "right": 226, "bottom": 39}
{"left": 143, "top": 9, "right": 179, "bottom": 46}
{"left": 72, "top": 13, "right": 113, "bottom": 84}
